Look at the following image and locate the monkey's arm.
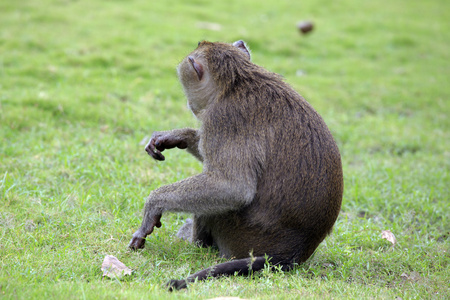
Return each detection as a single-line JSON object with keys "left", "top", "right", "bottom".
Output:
{"left": 145, "top": 128, "right": 202, "bottom": 161}
{"left": 129, "top": 172, "right": 256, "bottom": 249}
{"left": 151, "top": 172, "right": 255, "bottom": 214}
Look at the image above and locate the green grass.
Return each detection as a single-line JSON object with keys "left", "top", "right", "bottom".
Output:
{"left": 1, "top": 0, "right": 449, "bottom": 299}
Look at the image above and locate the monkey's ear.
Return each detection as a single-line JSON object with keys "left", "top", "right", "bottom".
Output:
{"left": 232, "top": 40, "right": 251, "bottom": 60}
{"left": 188, "top": 56, "right": 204, "bottom": 81}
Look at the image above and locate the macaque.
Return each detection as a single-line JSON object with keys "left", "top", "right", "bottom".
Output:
{"left": 129, "top": 40, "right": 343, "bottom": 290}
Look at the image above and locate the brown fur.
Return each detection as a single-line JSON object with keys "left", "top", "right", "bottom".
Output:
{"left": 129, "top": 41, "right": 343, "bottom": 290}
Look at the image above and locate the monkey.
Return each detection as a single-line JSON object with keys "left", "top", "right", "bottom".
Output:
{"left": 129, "top": 40, "right": 344, "bottom": 290}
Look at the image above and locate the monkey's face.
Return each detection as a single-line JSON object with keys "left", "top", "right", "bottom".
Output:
{"left": 177, "top": 50, "right": 215, "bottom": 118}
{"left": 177, "top": 40, "right": 252, "bottom": 118}
{"left": 177, "top": 52, "right": 206, "bottom": 87}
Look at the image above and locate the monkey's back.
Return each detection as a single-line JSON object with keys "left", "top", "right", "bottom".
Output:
{"left": 201, "top": 70, "right": 343, "bottom": 262}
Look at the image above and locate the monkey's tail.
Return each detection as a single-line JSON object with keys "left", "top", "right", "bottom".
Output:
{"left": 167, "top": 255, "right": 292, "bottom": 291}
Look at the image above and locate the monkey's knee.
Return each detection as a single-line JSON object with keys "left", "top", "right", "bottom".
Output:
{"left": 176, "top": 218, "right": 193, "bottom": 242}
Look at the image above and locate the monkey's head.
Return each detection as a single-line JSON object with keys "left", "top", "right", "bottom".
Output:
{"left": 177, "top": 40, "right": 252, "bottom": 118}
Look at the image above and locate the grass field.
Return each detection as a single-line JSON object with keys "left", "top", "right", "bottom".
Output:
{"left": 1, "top": 0, "right": 449, "bottom": 299}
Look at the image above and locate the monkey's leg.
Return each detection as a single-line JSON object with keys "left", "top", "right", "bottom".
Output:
{"left": 167, "top": 256, "right": 292, "bottom": 290}
{"left": 176, "top": 217, "right": 215, "bottom": 248}
{"left": 191, "top": 216, "right": 214, "bottom": 248}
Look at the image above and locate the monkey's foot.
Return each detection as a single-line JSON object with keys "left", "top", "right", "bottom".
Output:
{"left": 176, "top": 218, "right": 193, "bottom": 241}
{"left": 166, "top": 279, "right": 187, "bottom": 291}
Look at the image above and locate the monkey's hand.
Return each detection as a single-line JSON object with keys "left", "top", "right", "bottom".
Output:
{"left": 145, "top": 132, "right": 188, "bottom": 161}
{"left": 129, "top": 214, "right": 162, "bottom": 250}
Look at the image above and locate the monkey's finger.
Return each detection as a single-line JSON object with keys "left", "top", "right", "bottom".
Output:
{"left": 129, "top": 237, "right": 146, "bottom": 250}
{"left": 145, "top": 138, "right": 159, "bottom": 151}
{"left": 146, "top": 147, "right": 165, "bottom": 161}
{"left": 151, "top": 151, "right": 165, "bottom": 161}
{"left": 145, "top": 141, "right": 166, "bottom": 160}
{"left": 145, "top": 139, "right": 156, "bottom": 154}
